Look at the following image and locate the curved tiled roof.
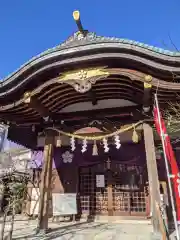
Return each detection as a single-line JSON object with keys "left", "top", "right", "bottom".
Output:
{"left": 39, "top": 32, "right": 180, "bottom": 57}
{"left": 1, "top": 31, "right": 180, "bottom": 83}
{"left": 1, "top": 31, "right": 180, "bottom": 148}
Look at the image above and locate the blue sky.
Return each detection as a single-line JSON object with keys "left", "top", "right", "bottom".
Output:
{"left": 0, "top": 0, "right": 180, "bottom": 79}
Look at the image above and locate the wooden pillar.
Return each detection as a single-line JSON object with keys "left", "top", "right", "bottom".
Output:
{"left": 0, "top": 183, "right": 5, "bottom": 213}
{"left": 107, "top": 173, "right": 113, "bottom": 216}
{"left": 143, "top": 123, "right": 161, "bottom": 233}
{"left": 36, "top": 135, "right": 54, "bottom": 233}
{"left": 106, "top": 158, "right": 113, "bottom": 216}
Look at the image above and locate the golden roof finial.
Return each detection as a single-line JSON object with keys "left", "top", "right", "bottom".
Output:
{"left": 73, "top": 10, "right": 80, "bottom": 21}
{"left": 72, "top": 10, "right": 86, "bottom": 36}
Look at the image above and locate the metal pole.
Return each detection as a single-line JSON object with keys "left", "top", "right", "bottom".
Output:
{"left": 155, "top": 94, "right": 180, "bottom": 240}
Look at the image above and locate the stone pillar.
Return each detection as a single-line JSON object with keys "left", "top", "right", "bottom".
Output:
{"left": 36, "top": 135, "right": 54, "bottom": 233}
{"left": 143, "top": 123, "right": 161, "bottom": 233}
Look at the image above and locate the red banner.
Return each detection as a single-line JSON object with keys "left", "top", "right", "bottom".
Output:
{"left": 154, "top": 107, "right": 180, "bottom": 222}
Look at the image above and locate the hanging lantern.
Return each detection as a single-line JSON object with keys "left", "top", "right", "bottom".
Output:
{"left": 103, "top": 138, "right": 109, "bottom": 152}
{"left": 70, "top": 136, "right": 76, "bottom": 152}
{"left": 114, "top": 135, "right": 121, "bottom": 149}
{"left": 56, "top": 134, "right": 62, "bottom": 147}
{"left": 92, "top": 140, "right": 98, "bottom": 156}
{"left": 132, "top": 126, "right": 139, "bottom": 143}
{"left": 81, "top": 138, "right": 87, "bottom": 153}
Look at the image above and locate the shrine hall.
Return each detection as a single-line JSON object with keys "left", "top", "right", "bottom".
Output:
{"left": 1, "top": 10, "right": 180, "bottom": 235}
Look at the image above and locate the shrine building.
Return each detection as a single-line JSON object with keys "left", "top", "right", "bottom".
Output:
{"left": 1, "top": 10, "right": 180, "bottom": 234}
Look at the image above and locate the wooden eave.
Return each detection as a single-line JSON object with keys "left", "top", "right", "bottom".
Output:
{"left": 1, "top": 40, "right": 180, "bottom": 101}
{"left": 0, "top": 67, "right": 179, "bottom": 125}
{"left": 0, "top": 34, "right": 180, "bottom": 136}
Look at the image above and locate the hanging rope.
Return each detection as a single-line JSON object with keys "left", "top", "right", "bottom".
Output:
{"left": 45, "top": 120, "right": 143, "bottom": 141}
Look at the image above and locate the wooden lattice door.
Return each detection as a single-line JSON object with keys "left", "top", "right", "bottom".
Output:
{"left": 78, "top": 161, "right": 149, "bottom": 217}
{"left": 79, "top": 162, "right": 109, "bottom": 216}
{"left": 111, "top": 162, "right": 148, "bottom": 216}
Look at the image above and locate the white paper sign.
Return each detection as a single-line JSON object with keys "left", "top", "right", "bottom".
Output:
{"left": 96, "top": 175, "right": 105, "bottom": 188}
{"left": 52, "top": 193, "right": 77, "bottom": 216}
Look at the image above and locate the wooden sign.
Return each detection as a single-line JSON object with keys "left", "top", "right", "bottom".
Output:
{"left": 52, "top": 193, "right": 77, "bottom": 216}
{"left": 96, "top": 175, "right": 105, "bottom": 188}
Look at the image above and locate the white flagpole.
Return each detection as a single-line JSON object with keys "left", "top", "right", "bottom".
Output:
{"left": 155, "top": 93, "right": 180, "bottom": 239}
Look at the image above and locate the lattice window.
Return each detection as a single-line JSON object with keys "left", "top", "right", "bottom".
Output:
{"left": 79, "top": 173, "right": 92, "bottom": 213}
{"left": 113, "top": 177, "right": 147, "bottom": 215}
{"left": 96, "top": 177, "right": 108, "bottom": 214}
{"left": 79, "top": 169, "right": 109, "bottom": 215}
{"left": 130, "top": 191, "right": 146, "bottom": 213}
{"left": 79, "top": 163, "right": 148, "bottom": 216}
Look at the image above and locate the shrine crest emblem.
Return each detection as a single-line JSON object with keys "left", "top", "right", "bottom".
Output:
{"left": 62, "top": 151, "right": 74, "bottom": 163}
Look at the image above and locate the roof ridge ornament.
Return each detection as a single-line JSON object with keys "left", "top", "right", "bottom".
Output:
{"left": 60, "top": 11, "right": 97, "bottom": 47}
{"left": 73, "top": 10, "right": 87, "bottom": 37}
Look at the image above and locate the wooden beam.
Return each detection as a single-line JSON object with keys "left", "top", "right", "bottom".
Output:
{"left": 143, "top": 123, "right": 161, "bottom": 234}
{"left": 57, "top": 105, "right": 144, "bottom": 121}
{"left": 23, "top": 94, "right": 144, "bottom": 122}
{"left": 88, "top": 89, "right": 97, "bottom": 106}
{"left": 24, "top": 92, "right": 51, "bottom": 117}
{"left": 143, "top": 75, "right": 152, "bottom": 113}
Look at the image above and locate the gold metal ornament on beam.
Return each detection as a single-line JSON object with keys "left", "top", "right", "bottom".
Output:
{"left": 144, "top": 75, "right": 152, "bottom": 82}
{"left": 58, "top": 67, "right": 109, "bottom": 93}
{"left": 144, "top": 75, "right": 152, "bottom": 89}
{"left": 144, "top": 82, "right": 152, "bottom": 89}
{"left": 24, "top": 92, "right": 31, "bottom": 104}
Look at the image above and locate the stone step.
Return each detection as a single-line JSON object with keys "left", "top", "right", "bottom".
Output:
{"left": 94, "top": 215, "right": 152, "bottom": 224}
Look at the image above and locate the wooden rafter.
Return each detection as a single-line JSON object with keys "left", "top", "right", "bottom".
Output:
{"left": 24, "top": 92, "right": 51, "bottom": 118}
{"left": 0, "top": 68, "right": 179, "bottom": 125}
{"left": 88, "top": 88, "right": 98, "bottom": 105}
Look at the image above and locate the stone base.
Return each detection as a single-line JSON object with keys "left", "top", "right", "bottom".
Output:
{"left": 150, "top": 232, "right": 162, "bottom": 240}
{"left": 34, "top": 227, "right": 52, "bottom": 235}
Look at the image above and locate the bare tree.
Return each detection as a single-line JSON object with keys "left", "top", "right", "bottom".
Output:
{"left": 163, "top": 101, "right": 180, "bottom": 135}
{"left": 0, "top": 149, "right": 38, "bottom": 240}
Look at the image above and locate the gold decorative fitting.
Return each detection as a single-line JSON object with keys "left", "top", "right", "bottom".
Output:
{"left": 73, "top": 10, "right": 80, "bottom": 21}
{"left": 144, "top": 82, "right": 152, "bottom": 89}
{"left": 132, "top": 126, "right": 139, "bottom": 143}
{"left": 78, "top": 70, "right": 87, "bottom": 80}
{"left": 58, "top": 67, "right": 109, "bottom": 93}
{"left": 24, "top": 92, "right": 31, "bottom": 103}
{"left": 144, "top": 75, "right": 152, "bottom": 82}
